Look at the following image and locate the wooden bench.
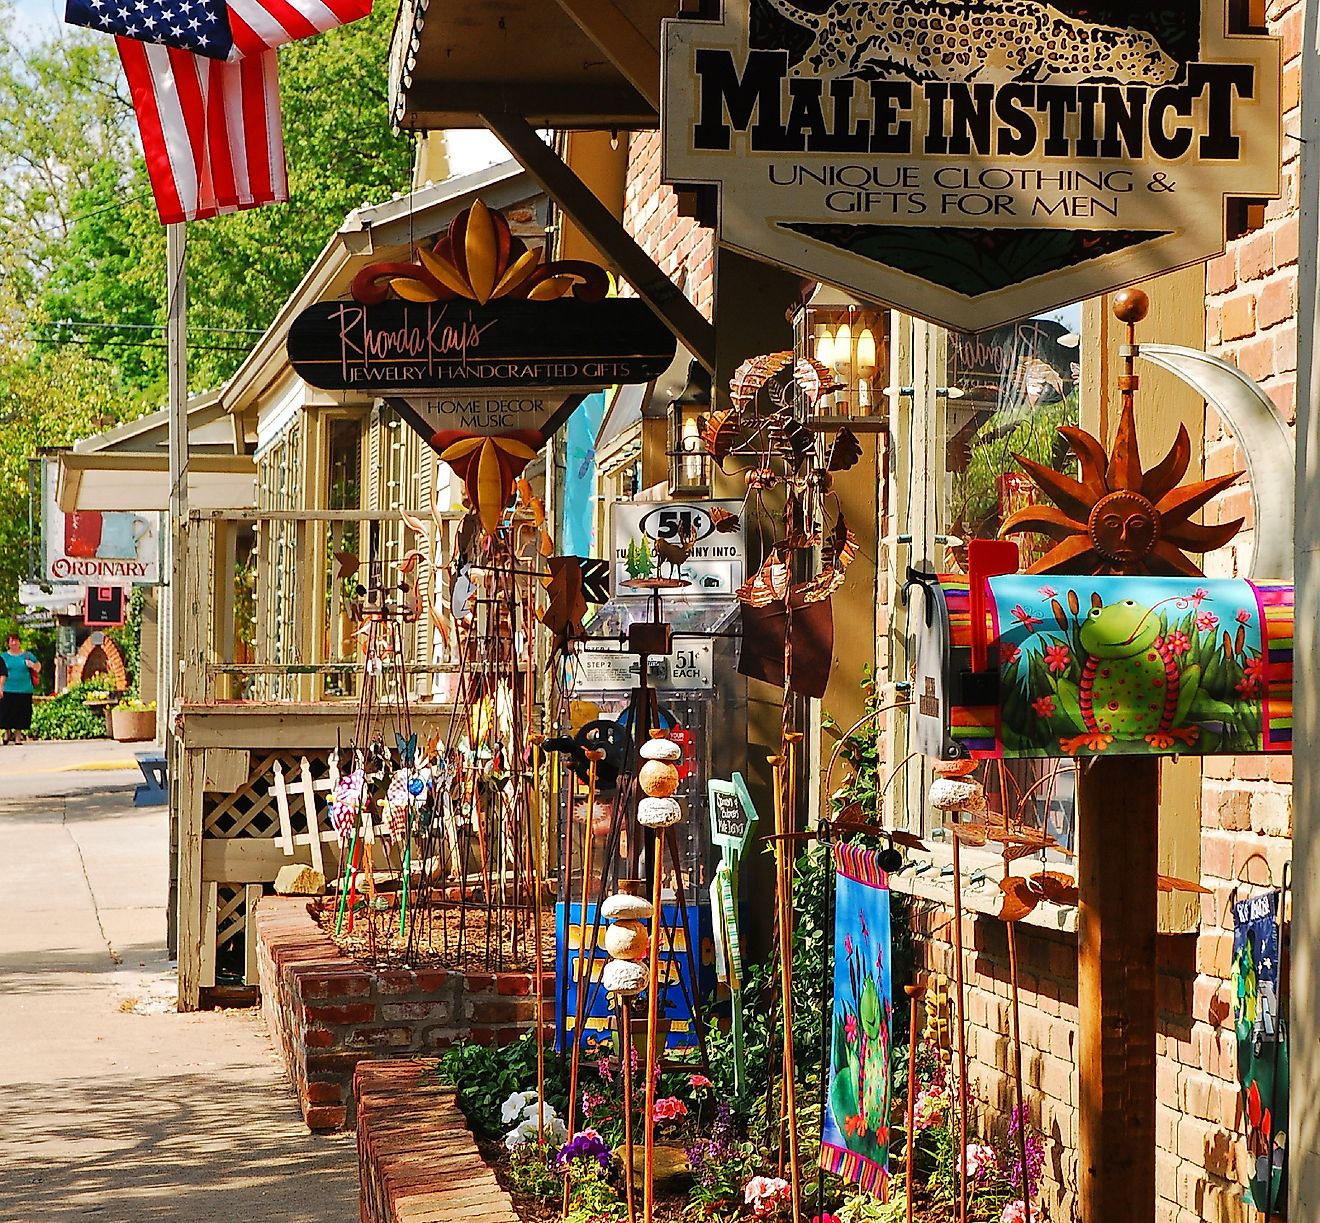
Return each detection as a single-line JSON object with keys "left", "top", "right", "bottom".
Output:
{"left": 134, "top": 752, "right": 168, "bottom": 806}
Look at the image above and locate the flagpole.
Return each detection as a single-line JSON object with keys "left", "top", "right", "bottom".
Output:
{"left": 165, "top": 220, "right": 188, "bottom": 958}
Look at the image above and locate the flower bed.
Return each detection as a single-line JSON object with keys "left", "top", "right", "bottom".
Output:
{"left": 254, "top": 895, "right": 551, "bottom": 1130}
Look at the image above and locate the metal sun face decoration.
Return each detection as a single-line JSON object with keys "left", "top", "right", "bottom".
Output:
{"left": 1000, "top": 293, "right": 1244, "bottom": 577}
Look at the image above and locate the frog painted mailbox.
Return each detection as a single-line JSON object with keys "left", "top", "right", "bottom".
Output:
{"left": 912, "top": 288, "right": 1293, "bottom": 762}
{"left": 912, "top": 571, "right": 1293, "bottom": 760}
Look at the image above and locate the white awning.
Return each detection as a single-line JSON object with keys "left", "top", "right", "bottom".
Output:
{"left": 55, "top": 453, "right": 258, "bottom": 512}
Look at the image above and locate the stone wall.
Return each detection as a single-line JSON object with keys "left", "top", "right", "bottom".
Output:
{"left": 254, "top": 896, "right": 549, "bottom": 1130}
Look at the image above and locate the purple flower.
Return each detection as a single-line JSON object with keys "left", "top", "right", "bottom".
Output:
{"left": 556, "top": 1129, "right": 611, "bottom": 1171}
{"left": 685, "top": 1103, "right": 738, "bottom": 1191}
{"left": 1008, "top": 1106, "right": 1045, "bottom": 1200}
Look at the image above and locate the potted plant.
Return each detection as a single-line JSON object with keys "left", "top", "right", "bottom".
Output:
{"left": 110, "top": 696, "right": 156, "bottom": 742}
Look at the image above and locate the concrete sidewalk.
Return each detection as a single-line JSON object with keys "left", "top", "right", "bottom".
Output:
{"left": 0, "top": 740, "right": 357, "bottom": 1222}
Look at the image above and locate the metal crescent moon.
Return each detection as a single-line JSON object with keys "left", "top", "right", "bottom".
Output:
{"left": 1134, "top": 342, "right": 1295, "bottom": 579}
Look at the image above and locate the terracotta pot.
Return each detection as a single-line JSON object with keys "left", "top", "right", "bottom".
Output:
{"left": 110, "top": 708, "right": 155, "bottom": 742}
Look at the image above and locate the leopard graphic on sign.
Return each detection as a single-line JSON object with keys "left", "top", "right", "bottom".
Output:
{"left": 761, "top": 0, "right": 1178, "bottom": 85}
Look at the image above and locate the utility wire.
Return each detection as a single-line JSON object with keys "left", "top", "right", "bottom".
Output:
{"left": 31, "top": 336, "right": 251, "bottom": 353}
{"left": 37, "top": 319, "right": 266, "bottom": 335}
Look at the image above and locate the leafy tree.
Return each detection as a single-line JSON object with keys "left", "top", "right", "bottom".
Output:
{"left": 0, "top": 7, "right": 414, "bottom": 620}
{"left": 0, "top": 13, "right": 137, "bottom": 296}
{"left": 35, "top": 4, "right": 414, "bottom": 393}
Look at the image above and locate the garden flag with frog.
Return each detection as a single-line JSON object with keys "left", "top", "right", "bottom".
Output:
{"left": 821, "top": 843, "right": 892, "bottom": 1196}
{"left": 1233, "top": 891, "right": 1288, "bottom": 1216}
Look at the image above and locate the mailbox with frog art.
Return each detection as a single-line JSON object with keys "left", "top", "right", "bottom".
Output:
{"left": 911, "top": 571, "right": 1293, "bottom": 761}
{"left": 911, "top": 287, "right": 1293, "bottom": 762}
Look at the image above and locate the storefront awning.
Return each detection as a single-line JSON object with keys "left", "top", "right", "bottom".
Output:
{"left": 55, "top": 453, "right": 258, "bottom": 512}
{"left": 391, "top": 0, "right": 668, "bottom": 130}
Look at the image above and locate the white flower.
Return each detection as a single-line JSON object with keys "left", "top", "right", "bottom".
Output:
{"left": 501, "top": 1090, "right": 537, "bottom": 1125}
{"left": 502, "top": 1109, "right": 567, "bottom": 1150}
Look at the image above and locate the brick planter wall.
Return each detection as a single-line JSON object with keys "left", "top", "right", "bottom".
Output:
{"left": 356, "top": 1060, "right": 520, "bottom": 1223}
{"left": 254, "top": 896, "right": 550, "bottom": 1131}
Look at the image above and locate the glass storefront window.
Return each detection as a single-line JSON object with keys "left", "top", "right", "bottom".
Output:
{"left": 939, "top": 310, "right": 1082, "bottom": 852}
{"left": 942, "top": 311, "right": 1080, "bottom": 563}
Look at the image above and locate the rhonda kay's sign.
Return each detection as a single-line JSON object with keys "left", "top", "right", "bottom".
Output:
{"left": 662, "top": 1, "right": 1281, "bottom": 332}
{"left": 287, "top": 299, "right": 675, "bottom": 399}
{"left": 287, "top": 200, "right": 676, "bottom": 436}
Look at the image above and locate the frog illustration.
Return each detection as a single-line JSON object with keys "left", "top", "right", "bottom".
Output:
{"left": 1055, "top": 598, "right": 1202, "bottom": 753}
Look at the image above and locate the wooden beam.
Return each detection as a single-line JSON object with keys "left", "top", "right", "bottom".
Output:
{"left": 1077, "top": 755, "right": 1158, "bottom": 1223}
{"left": 551, "top": 0, "right": 661, "bottom": 112}
{"left": 480, "top": 112, "right": 716, "bottom": 375}
{"left": 177, "top": 746, "right": 207, "bottom": 1010}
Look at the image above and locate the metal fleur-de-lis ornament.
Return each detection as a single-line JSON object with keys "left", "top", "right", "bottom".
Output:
{"left": 1001, "top": 289, "right": 1244, "bottom": 576}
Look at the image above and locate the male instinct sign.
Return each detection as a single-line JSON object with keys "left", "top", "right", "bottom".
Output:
{"left": 662, "top": 0, "right": 1282, "bottom": 331}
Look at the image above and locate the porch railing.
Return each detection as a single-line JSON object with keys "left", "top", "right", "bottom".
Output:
{"left": 180, "top": 507, "right": 466, "bottom": 705}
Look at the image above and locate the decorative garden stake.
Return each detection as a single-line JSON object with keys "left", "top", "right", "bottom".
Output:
{"left": 904, "top": 983, "right": 926, "bottom": 1223}
{"left": 601, "top": 886, "right": 651, "bottom": 1223}
{"left": 929, "top": 757, "right": 985, "bottom": 1223}
{"left": 564, "top": 748, "right": 606, "bottom": 1175}
{"left": 638, "top": 729, "right": 684, "bottom": 1223}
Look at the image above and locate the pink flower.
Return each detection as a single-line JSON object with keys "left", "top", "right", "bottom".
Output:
{"left": 845, "top": 1014, "right": 859, "bottom": 1043}
{"left": 744, "top": 1176, "right": 792, "bottom": 1217}
{"left": 688, "top": 1074, "right": 713, "bottom": 1091}
{"left": 812, "top": 1215, "right": 841, "bottom": 1223}
{"left": 1165, "top": 630, "right": 1191, "bottom": 656}
{"left": 1002, "top": 644, "right": 1021, "bottom": 665}
{"left": 582, "top": 1088, "right": 606, "bottom": 1116}
{"left": 1001, "top": 1203, "right": 1029, "bottom": 1223}
{"left": 595, "top": 1056, "right": 614, "bottom": 1083}
{"left": 1236, "top": 675, "right": 1260, "bottom": 698}
{"left": 1196, "top": 611, "right": 1219, "bottom": 632}
{"left": 1245, "top": 656, "right": 1266, "bottom": 684}
{"left": 1043, "top": 643, "right": 1071, "bottom": 675}
{"left": 1032, "top": 695, "right": 1056, "bottom": 719}
{"left": 1237, "top": 609, "right": 1252, "bottom": 625}
{"left": 910, "top": 1086, "right": 949, "bottom": 1132}
{"left": 961, "top": 1142, "right": 998, "bottom": 1182}
{"left": 652, "top": 1096, "right": 688, "bottom": 1123}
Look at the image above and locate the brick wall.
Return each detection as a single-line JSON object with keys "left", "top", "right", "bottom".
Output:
{"left": 906, "top": 7, "right": 1301, "bottom": 1221}
{"left": 356, "top": 1061, "right": 520, "bottom": 1223}
{"left": 622, "top": 130, "right": 715, "bottom": 319}
{"left": 254, "top": 897, "right": 550, "bottom": 1130}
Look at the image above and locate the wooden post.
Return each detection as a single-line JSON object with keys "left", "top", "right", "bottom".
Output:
{"left": 1077, "top": 755, "right": 1159, "bottom": 1223}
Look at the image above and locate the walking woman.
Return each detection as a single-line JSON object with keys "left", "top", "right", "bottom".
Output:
{"left": 1, "top": 633, "right": 39, "bottom": 744}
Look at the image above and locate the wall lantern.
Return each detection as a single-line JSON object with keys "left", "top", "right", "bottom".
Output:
{"left": 795, "top": 303, "right": 889, "bottom": 424}
{"left": 668, "top": 359, "right": 712, "bottom": 495}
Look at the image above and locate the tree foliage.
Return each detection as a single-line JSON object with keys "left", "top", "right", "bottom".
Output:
{"left": 0, "top": 5, "right": 413, "bottom": 618}
{"left": 33, "top": 3, "right": 413, "bottom": 393}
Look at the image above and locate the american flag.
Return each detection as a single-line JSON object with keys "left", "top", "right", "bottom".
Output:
{"left": 66, "top": 0, "right": 372, "bottom": 225}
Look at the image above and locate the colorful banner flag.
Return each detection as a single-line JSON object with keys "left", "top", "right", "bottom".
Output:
{"left": 1233, "top": 890, "right": 1288, "bottom": 1217}
{"left": 821, "top": 842, "right": 892, "bottom": 1197}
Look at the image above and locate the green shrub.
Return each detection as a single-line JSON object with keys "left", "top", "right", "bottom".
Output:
{"left": 436, "top": 1034, "right": 569, "bottom": 1139}
{"left": 31, "top": 678, "right": 111, "bottom": 740}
